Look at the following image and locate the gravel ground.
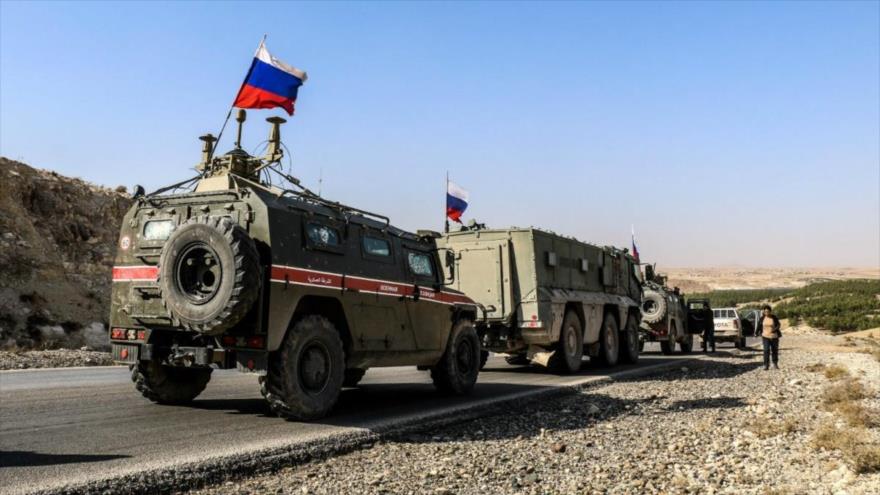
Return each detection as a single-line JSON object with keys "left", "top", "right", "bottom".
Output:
{"left": 0, "top": 349, "right": 115, "bottom": 369}
{"left": 193, "top": 336, "right": 880, "bottom": 495}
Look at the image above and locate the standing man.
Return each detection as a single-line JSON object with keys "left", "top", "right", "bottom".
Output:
{"left": 702, "top": 302, "right": 715, "bottom": 353}
{"left": 758, "top": 304, "right": 782, "bottom": 369}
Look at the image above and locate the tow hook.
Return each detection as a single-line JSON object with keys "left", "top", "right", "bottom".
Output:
{"left": 167, "top": 347, "right": 196, "bottom": 367}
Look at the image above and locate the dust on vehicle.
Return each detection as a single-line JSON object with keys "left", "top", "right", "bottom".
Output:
{"left": 109, "top": 111, "right": 481, "bottom": 420}
{"left": 439, "top": 223, "right": 642, "bottom": 373}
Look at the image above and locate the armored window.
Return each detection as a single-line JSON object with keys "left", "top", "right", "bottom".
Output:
{"left": 407, "top": 252, "right": 434, "bottom": 278}
{"left": 143, "top": 219, "right": 175, "bottom": 241}
{"left": 306, "top": 222, "right": 341, "bottom": 249}
{"left": 362, "top": 236, "right": 391, "bottom": 257}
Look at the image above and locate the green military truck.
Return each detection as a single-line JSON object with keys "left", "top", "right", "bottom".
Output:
{"left": 439, "top": 226, "right": 642, "bottom": 373}
{"left": 109, "top": 112, "right": 481, "bottom": 420}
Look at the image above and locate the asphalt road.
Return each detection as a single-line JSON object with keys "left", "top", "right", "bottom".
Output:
{"left": 0, "top": 347, "right": 700, "bottom": 494}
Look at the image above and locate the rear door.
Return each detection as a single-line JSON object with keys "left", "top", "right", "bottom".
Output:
{"left": 452, "top": 241, "right": 511, "bottom": 319}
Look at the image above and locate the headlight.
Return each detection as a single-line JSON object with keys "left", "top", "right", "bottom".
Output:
{"left": 143, "top": 220, "right": 175, "bottom": 241}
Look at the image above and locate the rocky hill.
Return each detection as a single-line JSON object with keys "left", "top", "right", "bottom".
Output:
{"left": 0, "top": 157, "right": 132, "bottom": 350}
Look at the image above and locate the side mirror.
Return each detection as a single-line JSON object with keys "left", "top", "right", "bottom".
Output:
{"left": 132, "top": 184, "right": 145, "bottom": 199}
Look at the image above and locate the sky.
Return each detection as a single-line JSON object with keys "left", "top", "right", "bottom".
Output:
{"left": 1, "top": 1, "right": 878, "bottom": 267}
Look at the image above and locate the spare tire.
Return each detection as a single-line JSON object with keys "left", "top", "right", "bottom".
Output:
{"left": 641, "top": 289, "right": 667, "bottom": 325}
{"left": 158, "top": 215, "right": 260, "bottom": 334}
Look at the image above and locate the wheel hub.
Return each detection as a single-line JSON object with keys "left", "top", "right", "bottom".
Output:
{"left": 456, "top": 339, "right": 474, "bottom": 374}
{"left": 175, "top": 243, "right": 222, "bottom": 305}
{"left": 299, "top": 343, "right": 331, "bottom": 393}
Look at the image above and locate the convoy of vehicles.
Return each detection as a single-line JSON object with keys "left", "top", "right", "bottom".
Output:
{"left": 109, "top": 112, "right": 480, "bottom": 420}
{"left": 439, "top": 227, "right": 642, "bottom": 373}
{"left": 108, "top": 111, "right": 754, "bottom": 421}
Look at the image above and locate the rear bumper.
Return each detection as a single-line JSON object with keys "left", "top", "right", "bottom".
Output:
{"left": 111, "top": 343, "right": 266, "bottom": 373}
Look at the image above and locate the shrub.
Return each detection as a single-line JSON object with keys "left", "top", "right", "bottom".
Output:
{"left": 821, "top": 379, "right": 867, "bottom": 408}
{"left": 822, "top": 365, "right": 849, "bottom": 380}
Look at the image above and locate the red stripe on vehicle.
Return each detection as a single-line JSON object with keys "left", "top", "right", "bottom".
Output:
{"left": 112, "top": 266, "right": 159, "bottom": 282}
{"left": 269, "top": 265, "right": 475, "bottom": 306}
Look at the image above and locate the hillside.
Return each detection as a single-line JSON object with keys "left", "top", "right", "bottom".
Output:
{"left": 0, "top": 157, "right": 132, "bottom": 350}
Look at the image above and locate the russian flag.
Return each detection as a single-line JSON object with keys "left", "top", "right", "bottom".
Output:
{"left": 446, "top": 181, "right": 469, "bottom": 223}
{"left": 233, "top": 41, "right": 307, "bottom": 116}
{"left": 631, "top": 226, "right": 640, "bottom": 263}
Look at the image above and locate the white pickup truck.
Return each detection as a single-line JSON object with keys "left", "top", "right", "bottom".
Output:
{"left": 712, "top": 307, "right": 747, "bottom": 349}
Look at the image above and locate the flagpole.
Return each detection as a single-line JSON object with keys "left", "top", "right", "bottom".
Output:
{"left": 215, "top": 35, "right": 268, "bottom": 151}
{"left": 444, "top": 171, "right": 450, "bottom": 233}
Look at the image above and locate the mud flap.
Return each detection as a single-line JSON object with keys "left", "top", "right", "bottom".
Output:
{"left": 236, "top": 350, "right": 268, "bottom": 374}
{"left": 528, "top": 346, "right": 555, "bottom": 367}
{"left": 112, "top": 343, "right": 139, "bottom": 364}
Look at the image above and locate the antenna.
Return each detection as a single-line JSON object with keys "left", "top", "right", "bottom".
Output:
{"left": 234, "top": 109, "right": 247, "bottom": 149}
{"left": 318, "top": 168, "right": 323, "bottom": 197}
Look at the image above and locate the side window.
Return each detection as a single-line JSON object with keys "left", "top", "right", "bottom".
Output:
{"left": 305, "top": 222, "right": 341, "bottom": 251}
{"left": 407, "top": 251, "right": 435, "bottom": 279}
{"left": 363, "top": 236, "right": 391, "bottom": 258}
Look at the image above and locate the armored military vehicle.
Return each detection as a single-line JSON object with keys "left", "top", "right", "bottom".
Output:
{"left": 439, "top": 226, "right": 642, "bottom": 373}
{"left": 109, "top": 111, "right": 481, "bottom": 420}
{"left": 639, "top": 267, "right": 692, "bottom": 354}
{"left": 638, "top": 265, "right": 707, "bottom": 354}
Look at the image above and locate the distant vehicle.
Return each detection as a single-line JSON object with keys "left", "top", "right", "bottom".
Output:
{"left": 638, "top": 266, "right": 707, "bottom": 355}
{"left": 712, "top": 307, "right": 747, "bottom": 348}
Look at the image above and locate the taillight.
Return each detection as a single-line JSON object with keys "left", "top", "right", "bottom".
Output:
{"left": 246, "top": 336, "right": 265, "bottom": 349}
{"left": 111, "top": 328, "right": 125, "bottom": 339}
{"left": 221, "top": 336, "right": 237, "bottom": 347}
{"left": 137, "top": 330, "right": 146, "bottom": 341}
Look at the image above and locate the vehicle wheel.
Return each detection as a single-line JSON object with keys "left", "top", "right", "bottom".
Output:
{"left": 595, "top": 312, "right": 620, "bottom": 366}
{"left": 736, "top": 337, "right": 747, "bottom": 349}
{"left": 479, "top": 350, "right": 489, "bottom": 370}
{"left": 430, "top": 319, "right": 480, "bottom": 395}
{"left": 505, "top": 354, "right": 530, "bottom": 366}
{"left": 641, "top": 289, "right": 667, "bottom": 325}
{"left": 660, "top": 339, "right": 676, "bottom": 355}
{"left": 638, "top": 339, "right": 645, "bottom": 353}
{"left": 158, "top": 215, "right": 261, "bottom": 335}
{"left": 260, "top": 315, "right": 345, "bottom": 420}
{"left": 131, "top": 360, "right": 212, "bottom": 405}
{"left": 679, "top": 334, "right": 694, "bottom": 354}
{"left": 343, "top": 368, "right": 367, "bottom": 387}
{"left": 549, "top": 311, "right": 584, "bottom": 373}
{"left": 620, "top": 314, "right": 640, "bottom": 364}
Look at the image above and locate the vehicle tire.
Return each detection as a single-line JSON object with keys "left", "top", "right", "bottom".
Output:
{"left": 158, "top": 215, "right": 261, "bottom": 335}
{"left": 595, "top": 312, "right": 620, "bottom": 367}
{"left": 660, "top": 339, "right": 676, "bottom": 355}
{"left": 638, "top": 340, "right": 645, "bottom": 353}
{"left": 343, "top": 368, "right": 367, "bottom": 387}
{"left": 479, "top": 350, "right": 489, "bottom": 370}
{"left": 736, "top": 337, "right": 747, "bottom": 349}
{"left": 430, "top": 319, "right": 480, "bottom": 395}
{"left": 131, "top": 360, "right": 212, "bottom": 405}
{"left": 641, "top": 289, "right": 667, "bottom": 325}
{"left": 679, "top": 334, "right": 694, "bottom": 354}
{"left": 260, "top": 315, "right": 345, "bottom": 420}
{"left": 505, "top": 354, "right": 530, "bottom": 366}
{"left": 620, "top": 314, "right": 640, "bottom": 364}
{"left": 549, "top": 311, "right": 584, "bottom": 373}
